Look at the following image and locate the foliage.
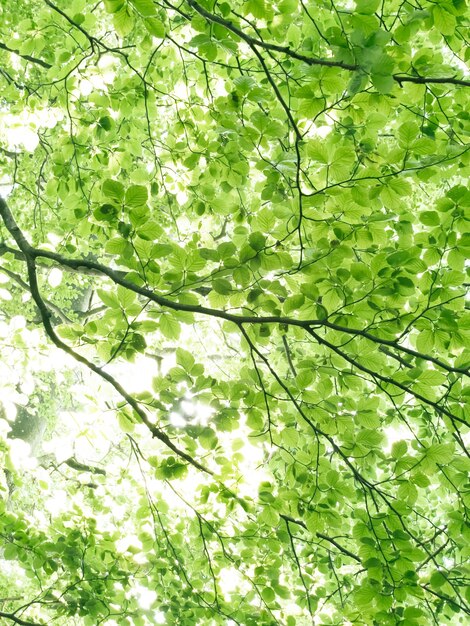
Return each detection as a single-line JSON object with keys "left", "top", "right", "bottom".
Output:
{"left": 0, "top": 0, "right": 469, "bottom": 624}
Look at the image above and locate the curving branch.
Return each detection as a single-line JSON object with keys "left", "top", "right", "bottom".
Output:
{"left": 0, "top": 42, "right": 51, "bottom": 69}
{"left": 0, "top": 196, "right": 467, "bottom": 393}
{"left": 0, "top": 197, "right": 467, "bottom": 468}
{"left": 64, "top": 457, "right": 106, "bottom": 475}
{"left": 7, "top": 239, "right": 468, "bottom": 377}
{"left": 280, "top": 513, "right": 361, "bottom": 563}
{"left": 0, "top": 198, "right": 212, "bottom": 476}
{"left": 184, "top": 0, "right": 358, "bottom": 71}
{"left": 43, "top": 0, "right": 96, "bottom": 49}
{"left": 0, "top": 265, "right": 73, "bottom": 324}
{"left": 0, "top": 610, "right": 42, "bottom": 626}
{"left": 184, "top": 0, "right": 470, "bottom": 88}
{"left": 0, "top": 213, "right": 466, "bottom": 379}
{"left": 308, "top": 327, "right": 469, "bottom": 428}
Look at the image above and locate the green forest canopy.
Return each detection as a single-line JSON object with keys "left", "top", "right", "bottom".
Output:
{"left": 0, "top": 0, "right": 469, "bottom": 624}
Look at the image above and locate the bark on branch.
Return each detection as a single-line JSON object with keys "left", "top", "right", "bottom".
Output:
{"left": 0, "top": 41, "right": 52, "bottom": 69}
{"left": 0, "top": 198, "right": 212, "bottom": 476}
{"left": 0, "top": 610, "right": 43, "bottom": 626}
{"left": 185, "top": 0, "right": 470, "bottom": 88}
{"left": 0, "top": 200, "right": 467, "bottom": 381}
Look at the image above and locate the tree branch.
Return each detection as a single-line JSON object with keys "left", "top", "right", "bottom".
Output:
{"left": 185, "top": 0, "right": 357, "bottom": 70}
{"left": 185, "top": 0, "right": 470, "bottom": 88}
{"left": 307, "top": 328, "right": 469, "bottom": 428}
{"left": 1, "top": 202, "right": 467, "bottom": 380}
{"left": 44, "top": 0, "right": 96, "bottom": 49}
{"left": 394, "top": 74, "right": 470, "bottom": 87}
{"left": 0, "top": 610, "right": 43, "bottom": 626}
{"left": 0, "top": 41, "right": 51, "bottom": 69}
{"left": 64, "top": 456, "right": 106, "bottom": 475}
{"left": 0, "top": 266, "right": 73, "bottom": 324}
{"left": 0, "top": 199, "right": 212, "bottom": 476}
{"left": 280, "top": 514, "right": 361, "bottom": 563}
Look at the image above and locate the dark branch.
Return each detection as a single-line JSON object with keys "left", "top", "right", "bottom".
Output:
{"left": 0, "top": 610, "right": 43, "bottom": 626}
{"left": 44, "top": 0, "right": 96, "bottom": 48}
{"left": 308, "top": 328, "right": 469, "bottom": 428}
{"left": 0, "top": 198, "right": 212, "bottom": 476}
{"left": 0, "top": 41, "right": 52, "bottom": 69}
{"left": 0, "top": 265, "right": 73, "bottom": 324}
{"left": 185, "top": 0, "right": 357, "bottom": 71}
{"left": 280, "top": 514, "right": 361, "bottom": 562}
{"left": 1, "top": 205, "right": 467, "bottom": 380}
{"left": 394, "top": 74, "right": 470, "bottom": 87}
{"left": 185, "top": 0, "right": 470, "bottom": 88}
{"left": 64, "top": 457, "right": 106, "bottom": 475}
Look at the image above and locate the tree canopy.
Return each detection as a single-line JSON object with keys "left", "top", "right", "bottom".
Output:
{"left": 0, "top": 0, "right": 469, "bottom": 624}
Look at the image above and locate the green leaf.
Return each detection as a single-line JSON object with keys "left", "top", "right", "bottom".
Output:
{"left": 347, "top": 71, "right": 368, "bottom": 96}
{"left": 199, "top": 427, "right": 217, "bottom": 450}
{"left": 248, "top": 231, "right": 266, "bottom": 251}
{"left": 159, "top": 314, "right": 180, "bottom": 339}
{"left": 433, "top": 5, "right": 456, "bottom": 35}
{"left": 186, "top": 252, "right": 206, "bottom": 272}
{"left": 130, "top": 205, "right": 149, "bottom": 227}
{"left": 371, "top": 73, "right": 394, "bottom": 94}
{"left": 281, "top": 427, "right": 299, "bottom": 447}
{"left": 125, "top": 185, "right": 148, "bottom": 207}
{"left": 239, "top": 245, "right": 257, "bottom": 263}
{"left": 416, "top": 329, "right": 434, "bottom": 353}
{"left": 398, "top": 481, "right": 418, "bottom": 504}
{"left": 419, "top": 211, "right": 440, "bottom": 226}
{"left": 391, "top": 440, "right": 407, "bottom": 459}
{"left": 118, "top": 410, "right": 135, "bottom": 433}
{"left": 117, "top": 285, "right": 136, "bottom": 309}
{"left": 386, "top": 250, "right": 410, "bottom": 266}
{"left": 412, "top": 137, "right": 435, "bottom": 155}
{"left": 426, "top": 444, "right": 454, "bottom": 465}
{"left": 94, "top": 203, "right": 118, "bottom": 222}
{"left": 217, "top": 241, "right": 237, "bottom": 259}
{"left": 417, "top": 370, "right": 446, "bottom": 387}
{"left": 430, "top": 571, "right": 447, "bottom": 588}
{"left": 315, "top": 304, "right": 328, "bottom": 320}
{"left": 98, "top": 116, "right": 112, "bottom": 131}
{"left": 113, "top": 5, "right": 134, "bottom": 36}
{"left": 3, "top": 544, "right": 17, "bottom": 560}
{"left": 105, "top": 237, "right": 129, "bottom": 254}
{"left": 278, "top": 0, "right": 297, "bottom": 14}
{"left": 137, "top": 219, "right": 162, "bottom": 241}
{"left": 129, "top": 0, "right": 157, "bottom": 17}
{"left": 356, "top": 429, "right": 383, "bottom": 448}
{"left": 212, "top": 278, "right": 232, "bottom": 295}
{"left": 398, "top": 122, "right": 419, "bottom": 148}
{"left": 355, "top": 0, "right": 380, "bottom": 14}
{"left": 104, "top": 0, "right": 124, "bottom": 13}
{"left": 283, "top": 294, "right": 305, "bottom": 314}
{"left": 259, "top": 506, "right": 279, "bottom": 527}
{"left": 350, "top": 262, "right": 371, "bottom": 281}
{"left": 306, "top": 140, "right": 329, "bottom": 163}
{"left": 176, "top": 348, "right": 195, "bottom": 372}
{"left": 261, "top": 586, "right": 276, "bottom": 603}
{"left": 97, "top": 289, "right": 120, "bottom": 308}
{"left": 355, "top": 411, "right": 380, "bottom": 429}
{"left": 157, "top": 457, "right": 188, "bottom": 480}
{"left": 132, "top": 333, "right": 146, "bottom": 352}
{"left": 329, "top": 147, "right": 355, "bottom": 179}
{"left": 102, "top": 179, "right": 125, "bottom": 202}
{"left": 246, "top": 409, "right": 264, "bottom": 431}
{"left": 233, "top": 75, "right": 256, "bottom": 95}
{"left": 144, "top": 17, "right": 165, "bottom": 38}
{"left": 246, "top": 0, "right": 266, "bottom": 19}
